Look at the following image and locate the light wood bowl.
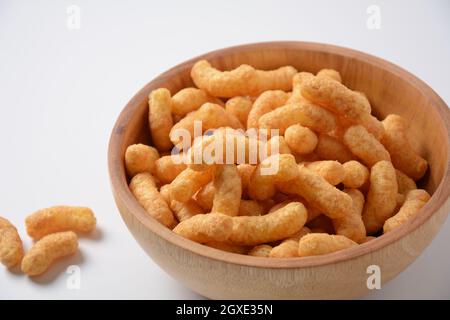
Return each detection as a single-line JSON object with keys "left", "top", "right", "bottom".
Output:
{"left": 108, "top": 42, "right": 450, "bottom": 299}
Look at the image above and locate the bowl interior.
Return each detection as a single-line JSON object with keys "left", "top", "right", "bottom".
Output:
{"left": 109, "top": 41, "right": 450, "bottom": 268}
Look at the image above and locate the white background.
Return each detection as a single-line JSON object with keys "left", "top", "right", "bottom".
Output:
{"left": 0, "top": 0, "right": 449, "bottom": 299}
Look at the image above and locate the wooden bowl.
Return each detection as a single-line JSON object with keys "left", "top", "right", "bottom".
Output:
{"left": 108, "top": 41, "right": 450, "bottom": 299}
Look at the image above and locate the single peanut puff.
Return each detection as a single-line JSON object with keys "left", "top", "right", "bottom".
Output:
{"left": 173, "top": 213, "right": 233, "bottom": 243}
{"left": 381, "top": 114, "right": 428, "bottom": 180}
{"left": 148, "top": 88, "right": 173, "bottom": 151}
{"left": 362, "top": 161, "right": 398, "bottom": 234}
{"left": 0, "top": 217, "right": 24, "bottom": 268}
{"left": 298, "top": 233, "right": 357, "bottom": 257}
{"left": 383, "top": 189, "right": 431, "bottom": 233}
{"left": 26, "top": 206, "right": 96, "bottom": 240}
{"left": 129, "top": 173, "right": 175, "bottom": 227}
{"left": 21, "top": 231, "right": 78, "bottom": 276}
{"left": 229, "top": 202, "right": 307, "bottom": 246}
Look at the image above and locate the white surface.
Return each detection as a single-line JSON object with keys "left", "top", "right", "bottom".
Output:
{"left": 0, "top": 0, "right": 449, "bottom": 300}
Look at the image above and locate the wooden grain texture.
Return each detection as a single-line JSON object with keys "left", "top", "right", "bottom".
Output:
{"left": 108, "top": 41, "right": 450, "bottom": 299}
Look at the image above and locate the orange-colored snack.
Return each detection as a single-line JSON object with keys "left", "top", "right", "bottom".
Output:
{"left": 129, "top": 173, "right": 175, "bottom": 227}
{"left": 248, "top": 154, "right": 298, "bottom": 200}
{"left": 225, "top": 96, "right": 253, "bottom": 127}
{"left": 154, "top": 154, "right": 187, "bottom": 184}
{"left": 191, "top": 60, "right": 297, "bottom": 97}
{"left": 316, "top": 68, "right": 342, "bottom": 83}
{"left": 381, "top": 114, "right": 428, "bottom": 180}
{"left": 383, "top": 189, "right": 431, "bottom": 233}
{"left": 21, "top": 231, "right": 78, "bottom": 276}
{"left": 332, "top": 189, "right": 366, "bottom": 243}
{"left": 396, "top": 169, "right": 417, "bottom": 195}
{"left": 284, "top": 124, "right": 318, "bottom": 155}
{"left": 300, "top": 76, "right": 383, "bottom": 139}
{"left": 238, "top": 200, "right": 266, "bottom": 216}
{"left": 247, "top": 90, "right": 289, "bottom": 128}
{"left": 248, "top": 245, "right": 273, "bottom": 257}
{"left": 160, "top": 185, "right": 204, "bottom": 222}
{"left": 206, "top": 241, "right": 249, "bottom": 254}
{"left": 25, "top": 206, "right": 96, "bottom": 240}
{"left": 277, "top": 165, "right": 353, "bottom": 219}
{"left": 173, "top": 213, "right": 233, "bottom": 243}
{"left": 315, "top": 134, "right": 356, "bottom": 163}
{"left": 287, "top": 72, "right": 314, "bottom": 104}
{"left": 265, "top": 135, "right": 292, "bottom": 156}
{"left": 0, "top": 217, "right": 24, "bottom": 268}
{"left": 169, "top": 103, "right": 243, "bottom": 145}
{"left": 362, "top": 161, "right": 398, "bottom": 234}
{"left": 298, "top": 233, "right": 357, "bottom": 257}
{"left": 169, "top": 167, "right": 214, "bottom": 203}
{"left": 148, "top": 88, "right": 173, "bottom": 151}
{"left": 229, "top": 202, "right": 307, "bottom": 246}
{"left": 342, "top": 160, "right": 369, "bottom": 188}
{"left": 212, "top": 165, "right": 242, "bottom": 216}
{"left": 125, "top": 143, "right": 160, "bottom": 177}
{"left": 258, "top": 102, "right": 337, "bottom": 135}
{"left": 343, "top": 125, "right": 391, "bottom": 167}
{"left": 304, "top": 160, "right": 345, "bottom": 185}
{"left": 269, "top": 227, "right": 311, "bottom": 258}
{"left": 171, "top": 87, "right": 223, "bottom": 116}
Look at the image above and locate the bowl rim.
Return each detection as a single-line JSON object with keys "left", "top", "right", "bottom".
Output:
{"left": 108, "top": 41, "right": 450, "bottom": 269}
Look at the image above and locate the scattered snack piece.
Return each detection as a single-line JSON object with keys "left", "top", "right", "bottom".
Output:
{"left": 225, "top": 96, "right": 253, "bottom": 126}
{"left": 315, "top": 134, "right": 356, "bottom": 163}
{"left": 191, "top": 60, "right": 297, "bottom": 97}
{"left": 343, "top": 125, "right": 391, "bottom": 167}
{"left": 396, "top": 169, "right": 417, "bottom": 195}
{"left": 171, "top": 87, "right": 223, "bottom": 117}
{"left": 342, "top": 160, "right": 369, "bottom": 189}
{"left": 173, "top": 213, "right": 233, "bottom": 243}
{"left": 26, "top": 206, "right": 96, "bottom": 240}
{"left": 154, "top": 154, "right": 187, "bottom": 184}
{"left": 381, "top": 114, "right": 428, "bottom": 180}
{"left": 269, "top": 227, "right": 311, "bottom": 258}
{"left": 212, "top": 165, "right": 242, "bottom": 216}
{"left": 362, "top": 161, "right": 398, "bottom": 234}
{"left": 248, "top": 245, "right": 273, "bottom": 257}
{"left": 129, "top": 173, "right": 175, "bottom": 227}
{"left": 383, "top": 189, "right": 430, "bottom": 233}
{"left": 284, "top": 124, "right": 318, "bottom": 155}
{"left": 277, "top": 165, "right": 353, "bottom": 219}
{"left": 21, "top": 231, "right": 78, "bottom": 276}
{"left": 169, "top": 167, "right": 214, "bottom": 203}
{"left": 229, "top": 202, "right": 307, "bottom": 246}
{"left": 148, "top": 88, "right": 174, "bottom": 151}
{"left": 237, "top": 164, "right": 256, "bottom": 195}
{"left": 287, "top": 72, "right": 314, "bottom": 104}
{"left": 332, "top": 189, "right": 366, "bottom": 243}
{"left": 304, "top": 160, "right": 345, "bottom": 186}
{"left": 317, "top": 68, "right": 342, "bottom": 83}
{"left": 247, "top": 90, "right": 289, "bottom": 128}
{"left": 298, "top": 233, "right": 357, "bottom": 257}
{"left": 125, "top": 144, "right": 159, "bottom": 177}
{"left": 248, "top": 154, "right": 298, "bottom": 200}
{"left": 0, "top": 217, "right": 24, "bottom": 268}
{"left": 169, "top": 103, "right": 243, "bottom": 145}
